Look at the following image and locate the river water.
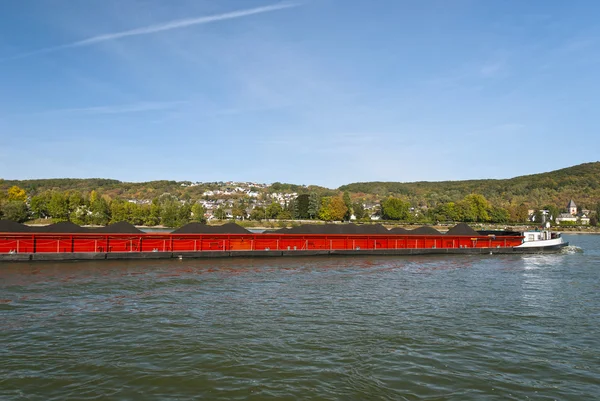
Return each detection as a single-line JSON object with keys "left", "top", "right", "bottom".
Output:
{"left": 1, "top": 235, "right": 599, "bottom": 400}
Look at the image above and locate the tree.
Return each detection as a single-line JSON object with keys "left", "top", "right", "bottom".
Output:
{"left": 68, "top": 191, "right": 88, "bottom": 224}
{"left": 461, "top": 194, "right": 491, "bottom": 222}
{"left": 266, "top": 202, "right": 283, "bottom": 219}
{"left": 145, "top": 198, "right": 161, "bottom": 226}
{"left": 286, "top": 198, "right": 297, "bottom": 219}
{"left": 7, "top": 186, "right": 27, "bottom": 202}
{"left": 47, "top": 192, "right": 70, "bottom": 221}
{"left": 308, "top": 192, "right": 320, "bottom": 219}
{"left": 131, "top": 204, "right": 149, "bottom": 226}
{"left": 232, "top": 200, "right": 247, "bottom": 220}
{"left": 30, "top": 193, "right": 51, "bottom": 219}
{"left": 511, "top": 204, "right": 529, "bottom": 223}
{"left": 352, "top": 201, "right": 366, "bottom": 220}
{"left": 249, "top": 207, "right": 265, "bottom": 221}
{"left": 318, "top": 196, "right": 347, "bottom": 221}
{"left": 89, "top": 191, "right": 110, "bottom": 225}
{"left": 343, "top": 191, "right": 352, "bottom": 221}
{"left": 296, "top": 194, "right": 310, "bottom": 219}
{"left": 191, "top": 203, "right": 207, "bottom": 223}
{"left": 1, "top": 201, "right": 29, "bottom": 222}
{"left": 381, "top": 197, "right": 410, "bottom": 220}
{"left": 214, "top": 207, "right": 226, "bottom": 220}
{"left": 433, "top": 202, "right": 459, "bottom": 222}
{"left": 489, "top": 206, "right": 510, "bottom": 224}
{"left": 277, "top": 209, "right": 293, "bottom": 220}
{"left": 177, "top": 203, "right": 192, "bottom": 227}
{"left": 110, "top": 199, "right": 129, "bottom": 223}
{"left": 161, "top": 199, "right": 180, "bottom": 227}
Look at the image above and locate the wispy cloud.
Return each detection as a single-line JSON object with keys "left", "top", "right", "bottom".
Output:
{"left": 9, "top": 101, "right": 186, "bottom": 118}
{"left": 1, "top": 2, "right": 299, "bottom": 62}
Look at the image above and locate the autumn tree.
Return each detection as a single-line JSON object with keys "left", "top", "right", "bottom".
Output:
{"left": 318, "top": 196, "right": 348, "bottom": 221}
{"left": 7, "top": 186, "right": 27, "bottom": 202}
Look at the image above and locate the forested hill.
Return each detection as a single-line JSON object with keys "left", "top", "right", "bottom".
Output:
{"left": 1, "top": 162, "right": 599, "bottom": 209}
{"left": 339, "top": 162, "right": 600, "bottom": 209}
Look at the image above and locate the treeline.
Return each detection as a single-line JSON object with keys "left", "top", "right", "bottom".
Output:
{"left": 0, "top": 188, "right": 207, "bottom": 227}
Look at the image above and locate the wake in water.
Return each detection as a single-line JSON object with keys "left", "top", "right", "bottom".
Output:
{"left": 561, "top": 245, "right": 584, "bottom": 254}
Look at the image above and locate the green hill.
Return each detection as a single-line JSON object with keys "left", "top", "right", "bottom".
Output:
{"left": 339, "top": 162, "right": 600, "bottom": 210}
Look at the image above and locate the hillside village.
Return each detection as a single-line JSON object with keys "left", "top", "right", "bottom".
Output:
{"left": 126, "top": 181, "right": 379, "bottom": 221}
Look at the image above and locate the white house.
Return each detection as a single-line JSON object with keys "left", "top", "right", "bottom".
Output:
{"left": 555, "top": 213, "right": 577, "bottom": 224}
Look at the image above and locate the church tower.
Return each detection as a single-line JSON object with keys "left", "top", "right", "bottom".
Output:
{"left": 567, "top": 199, "right": 577, "bottom": 215}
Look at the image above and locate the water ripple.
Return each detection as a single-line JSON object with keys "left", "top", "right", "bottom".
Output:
{"left": 1, "top": 235, "right": 600, "bottom": 400}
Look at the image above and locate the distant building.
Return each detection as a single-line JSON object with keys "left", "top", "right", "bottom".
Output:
{"left": 555, "top": 213, "right": 577, "bottom": 224}
{"left": 556, "top": 199, "right": 590, "bottom": 225}
{"left": 567, "top": 199, "right": 577, "bottom": 215}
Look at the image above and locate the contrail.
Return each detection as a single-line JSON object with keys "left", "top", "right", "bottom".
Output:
{"left": 1, "top": 2, "right": 299, "bottom": 62}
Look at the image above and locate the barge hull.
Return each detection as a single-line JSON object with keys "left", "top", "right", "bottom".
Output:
{"left": 0, "top": 232, "right": 566, "bottom": 262}
{"left": 0, "top": 246, "right": 568, "bottom": 263}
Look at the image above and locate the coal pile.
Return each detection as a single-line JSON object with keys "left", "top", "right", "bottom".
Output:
{"left": 33, "top": 222, "right": 92, "bottom": 233}
{"left": 172, "top": 222, "right": 250, "bottom": 234}
{"left": 171, "top": 223, "right": 211, "bottom": 234}
{"left": 359, "top": 224, "right": 389, "bottom": 234}
{"left": 406, "top": 226, "right": 441, "bottom": 235}
{"left": 273, "top": 224, "right": 392, "bottom": 235}
{"left": 0, "top": 220, "right": 31, "bottom": 232}
{"left": 211, "top": 223, "right": 250, "bottom": 234}
{"left": 93, "top": 221, "right": 142, "bottom": 234}
{"left": 388, "top": 227, "right": 409, "bottom": 234}
{"left": 445, "top": 223, "right": 479, "bottom": 236}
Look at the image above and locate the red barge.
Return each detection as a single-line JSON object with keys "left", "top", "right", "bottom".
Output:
{"left": 0, "top": 223, "right": 567, "bottom": 262}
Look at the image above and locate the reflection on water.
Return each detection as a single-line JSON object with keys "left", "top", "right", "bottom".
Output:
{"left": 1, "top": 235, "right": 600, "bottom": 400}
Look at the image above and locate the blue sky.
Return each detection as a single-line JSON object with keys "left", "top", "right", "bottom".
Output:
{"left": 1, "top": 0, "right": 599, "bottom": 188}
